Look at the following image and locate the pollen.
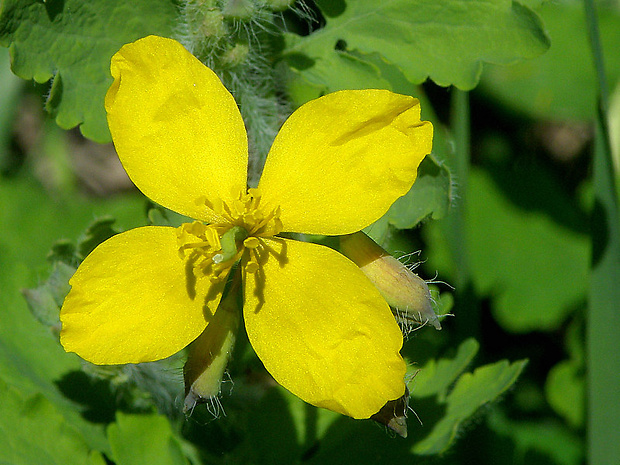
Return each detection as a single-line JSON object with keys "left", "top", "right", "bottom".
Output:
{"left": 215, "top": 186, "right": 283, "bottom": 237}
{"left": 176, "top": 187, "right": 282, "bottom": 281}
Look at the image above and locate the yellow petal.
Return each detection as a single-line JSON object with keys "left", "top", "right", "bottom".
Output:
{"left": 258, "top": 89, "right": 433, "bottom": 235}
{"left": 105, "top": 36, "right": 248, "bottom": 222}
{"left": 60, "top": 226, "right": 224, "bottom": 365}
{"left": 243, "top": 238, "right": 406, "bottom": 419}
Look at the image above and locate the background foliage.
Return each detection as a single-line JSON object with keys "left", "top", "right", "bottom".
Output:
{"left": 1, "top": 0, "right": 618, "bottom": 463}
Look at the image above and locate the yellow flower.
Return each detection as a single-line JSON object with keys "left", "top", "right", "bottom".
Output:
{"left": 59, "top": 35, "right": 433, "bottom": 419}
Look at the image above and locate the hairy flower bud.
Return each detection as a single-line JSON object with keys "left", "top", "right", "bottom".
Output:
{"left": 340, "top": 232, "right": 441, "bottom": 330}
{"left": 371, "top": 386, "right": 410, "bottom": 438}
{"left": 183, "top": 281, "right": 240, "bottom": 415}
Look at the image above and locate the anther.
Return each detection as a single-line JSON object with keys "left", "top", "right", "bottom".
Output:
{"left": 244, "top": 237, "right": 260, "bottom": 249}
{"left": 245, "top": 261, "right": 259, "bottom": 273}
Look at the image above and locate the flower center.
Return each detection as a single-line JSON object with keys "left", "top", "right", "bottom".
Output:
{"left": 176, "top": 187, "right": 282, "bottom": 282}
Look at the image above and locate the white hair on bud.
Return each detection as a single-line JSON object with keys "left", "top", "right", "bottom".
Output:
{"left": 404, "top": 368, "right": 423, "bottom": 426}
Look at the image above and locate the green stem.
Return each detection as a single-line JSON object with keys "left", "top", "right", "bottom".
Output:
{"left": 584, "top": 0, "right": 610, "bottom": 113}
{"left": 450, "top": 89, "right": 471, "bottom": 289}
{"left": 584, "top": 2, "right": 620, "bottom": 465}
{"left": 448, "top": 89, "right": 478, "bottom": 340}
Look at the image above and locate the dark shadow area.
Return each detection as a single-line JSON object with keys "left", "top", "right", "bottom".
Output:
{"left": 55, "top": 370, "right": 122, "bottom": 424}
{"left": 469, "top": 91, "right": 590, "bottom": 235}
{"left": 45, "top": 73, "right": 63, "bottom": 116}
{"left": 181, "top": 384, "right": 300, "bottom": 465}
{"left": 184, "top": 255, "right": 198, "bottom": 300}
{"left": 1, "top": 137, "right": 26, "bottom": 177}
{"left": 246, "top": 387, "right": 302, "bottom": 465}
{"left": 303, "top": 396, "right": 447, "bottom": 465}
{"left": 181, "top": 407, "right": 244, "bottom": 461}
{"left": 282, "top": 53, "right": 316, "bottom": 71}
{"left": 44, "top": 0, "right": 65, "bottom": 22}
{"left": 454, "top": 412, "right": 584, "bottom": 465}
{"left": 314, "top": 0, "right": 346, "bottom": 18}
{"left": 246, "top": 238, "right": 289, "bottom": 314}
{"left": 482, "top": 159, "right": 589, "bottom": 235}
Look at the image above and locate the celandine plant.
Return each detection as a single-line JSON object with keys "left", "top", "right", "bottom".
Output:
{"left": 59, "top": 36, "right": 433, "bottom": 420}
{"left": 1, "top": 0, "right": 566, "bottom": 460}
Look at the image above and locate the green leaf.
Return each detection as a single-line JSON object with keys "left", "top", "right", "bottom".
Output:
{"left": 0, "top": 0, "right": 179, "bottom": 142}
{"left": 386, "top": 154, "right": 452, "bottom": 228}
{"left": 0, "top": 174, "right": 145, "bottom": 454}
{"left": 426, "top": 166, "right": 589, "bottom": 332}
{"left": 545, "top": 359, "right": 585, "bottom": 429}
{"left": 481, "top": 1, "right": 620, "bottom": 120}
{"left": 47, "top": 239, "right": 78, "bottom": 265}
{"left": 545, "top": 317, "right": 585, "bottom": 429}
{"left": 107, "top": 413, "right": 189, "bottom": 465}
{"left": 22, "top": 260, "right": 75, "bottom": 329}
{"left": 411, "top": 338, "right": 479, "bottom": 400}
{"left": 246, "top": 387, "right": 304, "bottom": 464}
{"left": 284, "top": 32, "right": 390, "bottom": 93}
{"left": 0, "top": 378, "right": 106, "bottom": 465}
{"left": 76, "top": 217, "right": 118, "bottom": 259}
{"left": 284, "top": 0, "right": 549, "bottom": 91}
{"left": 412, "top": 358, "right": 527, "bottom": 455}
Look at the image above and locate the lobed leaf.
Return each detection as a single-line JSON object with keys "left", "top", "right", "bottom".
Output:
{"left": 0, "top": 0, "right": 179, "bottom": 142}
{"left": 284, "top": 0, "right": 550, "bottom": 91}
{"left": 481, "top": 1, "right": 620, "bottom": 120}
{"left": 411, "top": 338, "right": 479, "bottom": 400}
{"left": 386, "top": 154, "right": 452, "bottom": 229}
{"left": 412, "top": 358, "right": 527, "bottom": 455}
{"left": 22, "top": 260, "right": 75, "bottom": 329}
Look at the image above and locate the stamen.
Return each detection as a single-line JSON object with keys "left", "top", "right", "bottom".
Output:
{"left": 212, "top": 198, "right": 224, "bottom": 216}
{"left": 245, "top": 260, "right": 259, "bottom": 273}
{"left": 244, "top": 237, "right": 260, "bottom": 249}
{"left": 180, "top": 187, "right": 281, "bottom": 280}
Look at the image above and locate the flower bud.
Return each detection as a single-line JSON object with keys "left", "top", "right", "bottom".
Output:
{"left": 183, "top": 282, "right": 240, "bottom": 414}
{"left": 340, "top": 232, "right": 441, "bottom": 330}
{"left": 222, "top": 0, "right": 255, "bottom": 20}
{"left": 221, "top": 43, "right": 250, "bottom": 68}
{"left": 371, "top": 386, "right": 410, "bottom": 438}
{"left": 200, "top": 9, "right": 227, "bottom": 40}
